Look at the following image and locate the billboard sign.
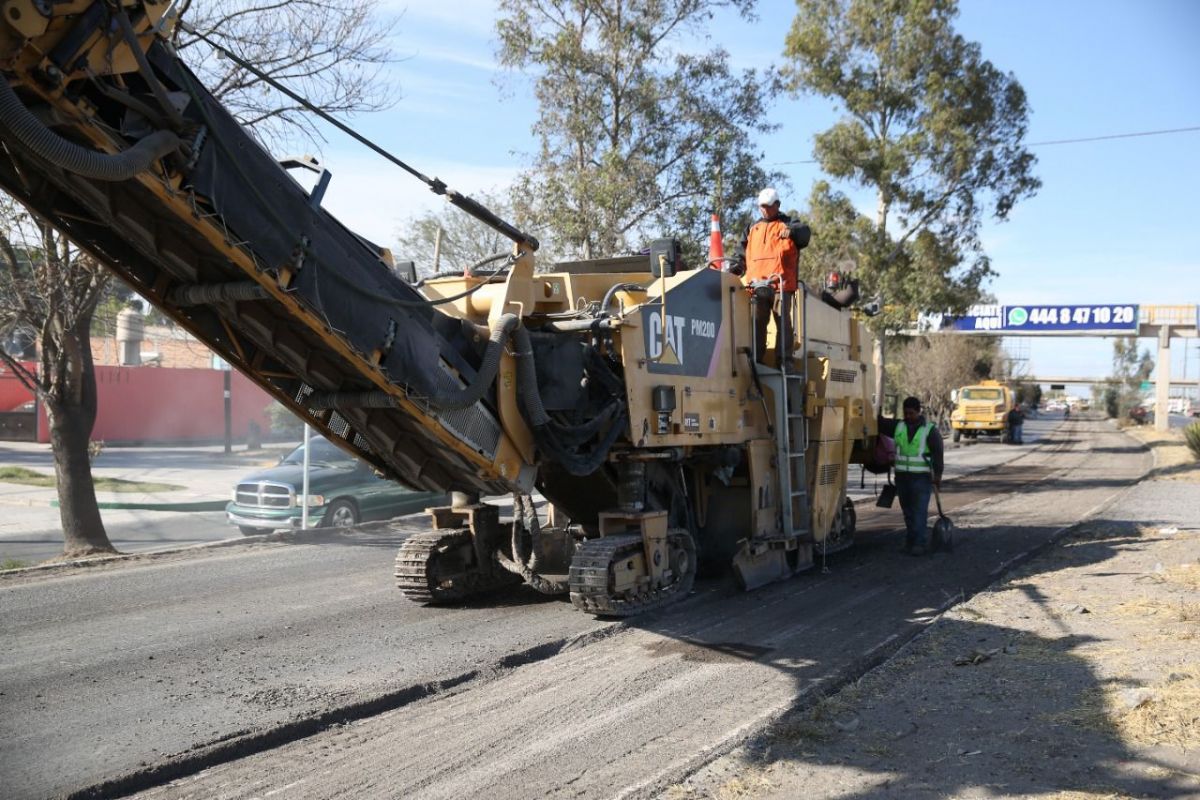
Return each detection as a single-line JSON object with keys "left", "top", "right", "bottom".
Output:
{"left": 919, "top": 304, "right": 1139, "bottom": 335}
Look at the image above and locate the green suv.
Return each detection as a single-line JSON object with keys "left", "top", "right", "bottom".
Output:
{"left": 225, "top": 436, "right": 447, "bottom": 535}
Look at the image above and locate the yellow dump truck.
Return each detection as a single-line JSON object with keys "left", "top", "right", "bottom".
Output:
{"left": 950, "top": 380, "right": 1015, "bottom": 443}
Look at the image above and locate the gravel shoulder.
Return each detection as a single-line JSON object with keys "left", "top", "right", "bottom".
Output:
{"left": 669, "top": 426, "right": 1200, "bottom": 799}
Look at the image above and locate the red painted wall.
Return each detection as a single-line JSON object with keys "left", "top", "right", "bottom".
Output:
{"left": 33, "top": 365, "right": 275, "bottom": 444}
{"left": 0, "top": 361, "right": 36, "bottom": 411}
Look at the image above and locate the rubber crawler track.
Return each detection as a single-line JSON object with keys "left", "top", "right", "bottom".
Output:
{"left": 395, "top": 529, "right": 519, "bottom": 604}
{"left": 568, "top": 530, "right": 696, "bottom": 617}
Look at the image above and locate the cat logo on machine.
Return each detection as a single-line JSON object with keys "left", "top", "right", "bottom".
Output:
{"left": 642, "top": 269, "right": 723, "bottom": 377}
{"left": 647, "top": 312, "right": 685, "bottom": 365}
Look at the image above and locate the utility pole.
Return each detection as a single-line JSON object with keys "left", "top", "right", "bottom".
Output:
{"left": 222, "top": 366, "right": 232, "bottom": 454}
{"left": 301, "top": 423, "right": 311, "bottom": 530}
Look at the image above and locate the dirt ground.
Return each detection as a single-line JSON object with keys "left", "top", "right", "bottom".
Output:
{"left": 667, "top": 429, "right": 1200, "bottom": 800}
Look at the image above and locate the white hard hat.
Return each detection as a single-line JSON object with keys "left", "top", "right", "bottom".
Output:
{"left": 756, "top": 187, "right": 780, "bottom": 206}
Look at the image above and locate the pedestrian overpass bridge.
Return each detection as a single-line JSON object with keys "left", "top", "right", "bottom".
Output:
{"left": 911, "top": 304, "right": 1198, "bottom": 431}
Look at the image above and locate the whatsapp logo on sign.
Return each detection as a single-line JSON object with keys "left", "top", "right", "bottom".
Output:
{"left": 1007, "top": 307, "right": 1029, "bottom": 326}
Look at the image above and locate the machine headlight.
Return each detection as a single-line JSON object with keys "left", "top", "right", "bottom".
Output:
{"left": 297, "top": 494, "right": 325, "bottom": 508}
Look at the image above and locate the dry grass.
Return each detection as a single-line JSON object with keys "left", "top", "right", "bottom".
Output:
{"left": 1056, "top": 668, "right": 1200, "bottom": 751}
{"left": 1110, "top": 666, "right": 1200, "bottom": 749}
{"left": 772, "top": 717, "right": 834, "bottom": 744}
{"left": 713, "top": 772, "right": 775, "bottom": 800}
{"left": 1165, "top": 563, "right": 1200, "bottom": 591}
{"left": 1127, "top": 428, "right": 1200, "bottom": 482}
{"left": 1114, "top": 596, "right": 1200, "bottom": 624}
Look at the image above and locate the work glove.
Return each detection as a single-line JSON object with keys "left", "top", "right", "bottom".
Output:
{"left": 789, "top": 222, "right": 812, "bottom": 250}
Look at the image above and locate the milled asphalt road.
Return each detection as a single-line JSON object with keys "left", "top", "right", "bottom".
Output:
{"left": 1, "top": 414, "right": 1131, "bottom": 800}
{"left": 125, "top": 418, "right": 1148, "bottom": 800}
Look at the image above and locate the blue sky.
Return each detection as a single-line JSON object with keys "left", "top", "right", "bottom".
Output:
{"left": 301, "top": 0, "right": 1200, "bottom": 385}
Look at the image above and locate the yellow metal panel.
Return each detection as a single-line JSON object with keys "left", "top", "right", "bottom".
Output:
{"left": 747, "top": 439, "right": 778, "bottom": 538}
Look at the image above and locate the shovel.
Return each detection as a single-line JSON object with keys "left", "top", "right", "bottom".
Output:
{"left": 931, "top": 483, "right": 954, "bottom": 553}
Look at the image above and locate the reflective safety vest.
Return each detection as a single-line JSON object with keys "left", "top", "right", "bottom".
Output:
{"left": 744, "top": 218, "right": 799, "bottom": 292}
{"left": 894, "top": 421, "right": 935, "bottom": 474}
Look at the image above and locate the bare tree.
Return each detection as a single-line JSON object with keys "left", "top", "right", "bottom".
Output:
{"left": 394, "top": 190, "right": 568, "bottom": 277}
{"left": 890, "top": 334, "right": 999, "bottom": 423}
{"left": 0, "top": 0, "right": 400, "bottom": 559}
{"left": 0, "top": 199, "right": 113, "bottom": 557}
{"left": 172, "top": 0, "right": 398, "bottom": 148}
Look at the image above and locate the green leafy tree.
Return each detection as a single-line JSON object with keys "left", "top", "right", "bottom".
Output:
{"left": 496, "top": 0, "right": 776, "bottom": 262}
{"left": 1100, "top": 335, "right": 1153, "bottom": 419}
{"left": 782, "top": 0, "right": 1040, "bottom": 331}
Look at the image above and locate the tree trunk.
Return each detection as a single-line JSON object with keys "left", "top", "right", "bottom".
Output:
{"left": 44, "top": 309, "right": 114, "bottom": 557}
{"left": 873, "top": 184, "right": 889, "bottom": 416}
{"left": 873, "top": 335, "right": 886, "bottom": 416}
{"left": 46, "top": 400, "right": 114, "bottom": 556}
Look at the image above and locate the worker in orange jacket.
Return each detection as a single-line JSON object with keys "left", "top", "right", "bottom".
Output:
{"left": 731, "top": 188, "right": 811, "bottom": 365}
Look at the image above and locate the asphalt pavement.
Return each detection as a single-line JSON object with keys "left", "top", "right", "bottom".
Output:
{"left": 1, "top": 416, "right": 1068, "bottom": 565}
{"left": 0, "top": 415, "right": 1146, "bottom": 800}
{"left": 847, "top": 411, "right": 1059, "bottom": 502}
{"left": 1170, "top": 412, "right": 1197, "bottom": 429}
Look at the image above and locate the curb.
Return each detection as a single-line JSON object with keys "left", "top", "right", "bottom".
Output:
{"left": 0, "top": 534, "right": 259, "bottom": 576}
{"left": 50, "top": 498, "right": 228, "bottom": 512}
{"left": 0, "top": 519, "right": 405, "bottom": 578}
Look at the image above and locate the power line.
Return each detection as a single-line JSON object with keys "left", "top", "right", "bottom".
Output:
{"left": 1028, "top": 125, "right": 1200, "bottom": 146}
{"left": 769, "top": 125, "right": 1200, "bottom": 167}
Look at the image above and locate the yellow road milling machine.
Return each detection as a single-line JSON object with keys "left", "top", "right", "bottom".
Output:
{"left": 0, "top": 0, "right": 878, "bottom": 616}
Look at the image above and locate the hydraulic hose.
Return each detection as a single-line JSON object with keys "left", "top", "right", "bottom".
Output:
{"left": 599, "top": 282, "right": 646, "bottom": 318}
{"left": 546, "top": 401, "right": 621, "bottom": 446}
{"left": 512, "top": 326, "right": 551, "bottom": 427}
{"left": 0, "top": 78, "right": 179, "bottom": 181}
{"left": 512, "top": 325, "right": 627, "bottom": 475}
{"left": 308, "top": 319, "right": 623, "bottom": 476}
{"left": 425, "top": 313, "right": 520, "bottom": 411}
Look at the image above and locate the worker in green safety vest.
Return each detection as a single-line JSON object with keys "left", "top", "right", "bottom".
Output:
{"left": 878, "top": 396, "right": 945, "bottom": 555}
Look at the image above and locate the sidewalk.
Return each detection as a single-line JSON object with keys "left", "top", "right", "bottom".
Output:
{"left": 0, "top": 440, "right": 295, "bottom": 511}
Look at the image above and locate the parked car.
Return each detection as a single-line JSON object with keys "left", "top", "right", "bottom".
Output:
{"left": 1128, "top": 404, "right": 1153, "bottom": 426}
{"left": 225, "top": 436, "right": 447, "bottom": 535}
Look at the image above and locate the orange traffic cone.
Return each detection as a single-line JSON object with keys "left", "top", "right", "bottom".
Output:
{"left": 707, "top": 214, "right": 725, "bottom": 269}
